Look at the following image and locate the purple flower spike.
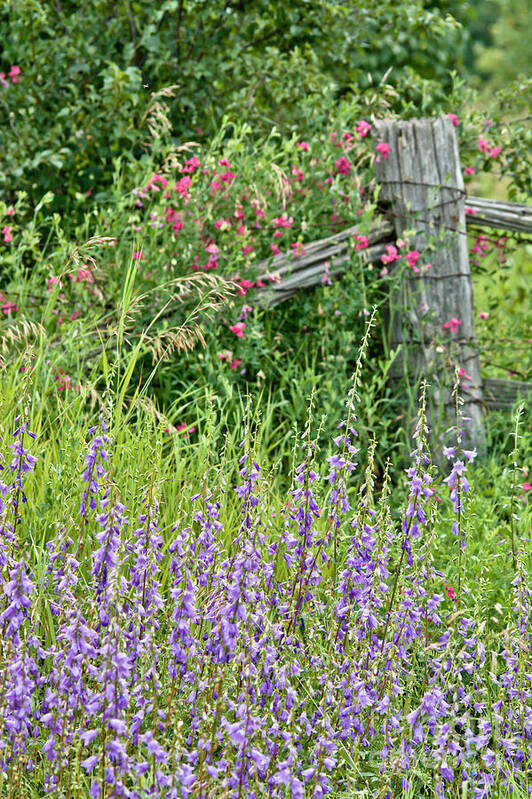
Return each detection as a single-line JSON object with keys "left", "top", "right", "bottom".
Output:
{"left": 79, "top": 422, "right": 110, "bottom": 522}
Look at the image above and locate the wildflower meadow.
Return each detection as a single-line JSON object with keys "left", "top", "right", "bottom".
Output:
{"left": 0, "top": 331, "right": 531, "bottom": 799}
{"left": 1, "top": 2, "right": 531, "bottom": 797}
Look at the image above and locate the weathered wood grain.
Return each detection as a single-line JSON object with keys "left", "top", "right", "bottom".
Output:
{"left": 256, "top": 220, "right": 393, "bottom": 281}
{"left": 254, "top": 196, "right": 531, "bottom": 307}
{"left": 248, "top": 127, "right": 531, "bottom": 448}
{"left": 372, "top": 116, "right": 485, "bottom": 452}
{"left": 482, "top": 378, "right": 532, "bottom": 410}
{"left": 465, "top": 197, "right": 532, "bottom": 234}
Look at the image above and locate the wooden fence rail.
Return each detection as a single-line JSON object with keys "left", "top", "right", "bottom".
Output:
{"left": 465, "top": 197, "right": 532, "bottom": 234}
{"left": 256, "top": 197, "right": 532, "bottom": 306}
{"left": 253, "top": 116, "right": 531, "bottom": 452}
{"left": 482, "top": 378, "right": 532, "bottom": 411}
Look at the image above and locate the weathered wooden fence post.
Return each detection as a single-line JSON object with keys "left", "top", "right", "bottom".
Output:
{"left": 372, "top": 116, "right": 485, "bottom": 454}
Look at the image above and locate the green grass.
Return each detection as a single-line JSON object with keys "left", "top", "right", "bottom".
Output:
{"left": 0, "top": 329, "right": 530, "bottom": 798}
{"left": 5, "top": 331, "right": 530, "bottom": 624}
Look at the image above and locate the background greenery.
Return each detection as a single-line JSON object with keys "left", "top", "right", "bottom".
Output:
{"left": 1, "top": 0, "right": 530, "bottom": 219}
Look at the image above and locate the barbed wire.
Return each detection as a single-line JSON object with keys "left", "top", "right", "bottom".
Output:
{"left": 378, "top": 179, "right": 466, "bottom": 204}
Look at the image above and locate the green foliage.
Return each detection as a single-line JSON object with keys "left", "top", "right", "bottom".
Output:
{"left": 1, "top": 114, "right": 404, "bottom": 462}
{"left": 1, "top": 96, "right": 530, "bottom": 476}
{"left": 474, "top": 241, "right": 532, "bottom": 382}
{"left": 1, "top": 1, "right": 146, "bottom": 216}
{"left": 473, "top": 0, "right": 532, "bottom": 89}
{"left": 0, "top": 0, "right": 530, "bottom": 489}
{"left": 1, "top": 0, "right": 472, "bottom": 224}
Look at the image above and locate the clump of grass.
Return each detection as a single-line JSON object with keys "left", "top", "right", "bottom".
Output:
{"left": 0, "top": 332, "right": 530, "bottom": 799}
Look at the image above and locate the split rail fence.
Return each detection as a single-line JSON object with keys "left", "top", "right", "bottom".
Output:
{"left": 253, "top": 117, "right": 532, "bottom": 451}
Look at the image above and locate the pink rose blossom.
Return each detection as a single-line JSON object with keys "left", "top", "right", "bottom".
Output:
{"left": 9, "top": 65, "right": 21, "bottom": 83}
{"left": 291, "top": 241, "right": 305, "bottom": 257}
{"left": 236, "top": 278, "right": 254, "bottom": 296}
{"left": 1, "top": 298, "right": 17, "bottom": 315}
{"left": 478, "top": 312, "right": 489, "bottom": 320}
{"left": 464, "top": 167, "right": 475, "bottom": 176}
{"left": 470, "top": 234, "right": 490, "bottom": 256}
{"left": 215, "top": 218, "right": 231, "bottom": 230}
{"left": 175, "top": 423, "right": 196, "bottom": 435}
{"left": 375, "top": 142, "right": 391, "bottom": 159}
{"left": 5, "top": 206, "right": 15, "bottom": 216}
{"left": 146, "top": 173, "right": 169, "bottom": 191}
{"left": 353, "top": 234, "right": 369, "bottom": 250}
{"left": 447, "top": 113, "right": 459, "bottom": 127}
{"left": 229, "top": 322, "right": 246, "bottom": 338}
{"left": 291, "top": 166, "right": 304, "bottom": 181}
{"left": 271, "top": 214, "right": 293, "bottom": 229}
{"left": 405, "top": 250, "right": 420, "bottom": 270}
{"left": 458, "top": 367, "right": 472, "bottom": 381}
{"left": 219, "top": 170, "right": 235, "bottom": 185}
{"left": 296, "top": 142, "right": 309, "bottom": 150}
{"left": 2, "top": 226, "right": 12, "bottom": 244}
{"left": 74, "top": 268, "right": 94, "bottom": 283}
{"left": 356, "top": 120, "right": 371, "bottom": 137}
{"left": 180, "top": 156, "right": 200, "bottom": 174}
{"left": 442, "top": 317, "right": 462, "bottom": 334}
{"left": 175, "top": 176, "right": 191, "bottom": 199}
{"left": 334, "top": 156, "right": 351, "bottom": 176}
{"left": 381, "top": 244, "right": 401, "bottom": 264}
